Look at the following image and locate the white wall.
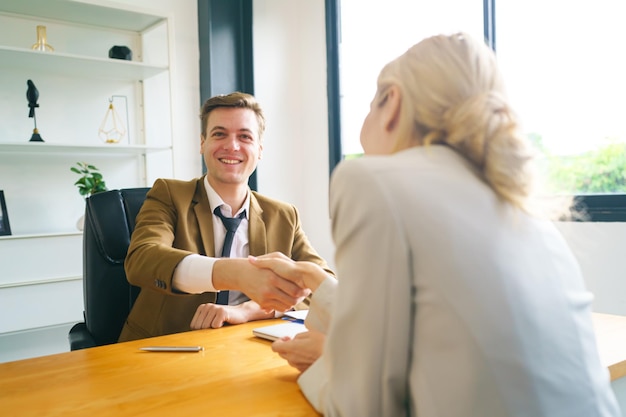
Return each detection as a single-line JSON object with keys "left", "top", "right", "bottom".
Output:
{"left": 253, "top": 0, "right": 335, "bottom": 266}
{"left": 556, "top": 222, "right": 626, "bottom": 316}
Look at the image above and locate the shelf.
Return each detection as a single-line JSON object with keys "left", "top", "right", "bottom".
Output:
{"left": 0, "top": 0, "right": 165, "bottom": 32}
{"left": 0, "top": 142, "right": 171, "bottom": 155}
{"left": 0, "top": 231, "right": 82, "bottom": 241}
{"left": 0, "top": 46, "right": 167, "bottom": 81}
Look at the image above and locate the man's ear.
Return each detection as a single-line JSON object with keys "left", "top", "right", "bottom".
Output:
{"left": 381, "top": 85, "right": 402, "bottom": 133}
{"left": 200, "top": 134, "right": 205, "bottom": 153}
{"left": 258, "top": 142, "right": 263, "bottom": 160}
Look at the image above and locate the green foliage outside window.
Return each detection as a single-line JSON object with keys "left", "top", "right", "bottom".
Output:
{"left": 344, "top": 153, "right": 363, "bottom": 160}
{"left": 529, "top": 133, "right": 626, "bottom": 194}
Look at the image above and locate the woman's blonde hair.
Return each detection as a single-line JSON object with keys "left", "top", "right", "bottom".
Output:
{"left": 377, "top": 32, "right": 571, "bottom": 219}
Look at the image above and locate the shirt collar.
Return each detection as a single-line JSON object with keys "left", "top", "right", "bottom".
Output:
{"left": 203, "top": 176, "right": 250, "bottom": 219}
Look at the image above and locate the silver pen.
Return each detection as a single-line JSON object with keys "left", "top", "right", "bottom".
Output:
{"left": 140, "top": 346, "right": 204, "bottom": 352}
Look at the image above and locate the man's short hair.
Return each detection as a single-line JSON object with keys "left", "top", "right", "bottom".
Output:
{"left": 200, "top": 92, "right": 266, "bottom": 140}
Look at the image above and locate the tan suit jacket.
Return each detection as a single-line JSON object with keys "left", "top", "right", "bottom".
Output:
{"left": 119, "top": 177, "right": 332, "bottom": 342}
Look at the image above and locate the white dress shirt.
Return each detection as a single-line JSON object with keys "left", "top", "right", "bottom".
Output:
{"left": 172, "top": 176, "right": 250, "bottom": 305}
{"left": 298, "top": 146, "right": 621, "bottom": 417}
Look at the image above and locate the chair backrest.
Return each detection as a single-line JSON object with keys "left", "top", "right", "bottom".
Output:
{"left": 82, "top": 188, "right": 149, "bottom": 345}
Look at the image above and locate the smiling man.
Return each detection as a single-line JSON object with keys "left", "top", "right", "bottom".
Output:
{"left": 119, "top": 92, "right": 334, "bottom": 342}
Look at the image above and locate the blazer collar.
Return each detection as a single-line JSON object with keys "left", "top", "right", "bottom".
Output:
{"left": 248, "top": 192, "right": 267, "bottom": 256}
{"left": 193, "top": 177, "right": 268, "bottom": 257}
{"left": 192, "top": 177, "right": 215, "bottom": 256}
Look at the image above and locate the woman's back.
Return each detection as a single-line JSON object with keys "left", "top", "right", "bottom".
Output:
{"left": 326, "top": 145, "right": 620, "bottom": 416}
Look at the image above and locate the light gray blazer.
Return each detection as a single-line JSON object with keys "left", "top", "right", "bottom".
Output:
{"left": 299, "top": 145, "right": 620, "bottom": 417}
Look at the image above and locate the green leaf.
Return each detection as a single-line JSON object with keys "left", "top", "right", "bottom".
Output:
{"left": 71, "top": 162, "right": 108, "bottom": 197}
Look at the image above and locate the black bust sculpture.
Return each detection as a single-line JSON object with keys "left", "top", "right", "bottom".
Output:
{"left": 26, "top": 79, "right": 44, "bottom": 142}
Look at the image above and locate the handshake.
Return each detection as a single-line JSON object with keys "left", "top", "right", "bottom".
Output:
{"left": 190, "top": 252, "right": 332, "bottom": 331}
{"left": 218, "top": 252, "right": 330, "bottom": 313}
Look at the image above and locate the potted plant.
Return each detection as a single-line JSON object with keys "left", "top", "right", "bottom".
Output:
{"left": 71, "top": 162, "right": 108, "bottom": 197}
{"left": 71, "top": 162, "right": 108, "bottom": 231}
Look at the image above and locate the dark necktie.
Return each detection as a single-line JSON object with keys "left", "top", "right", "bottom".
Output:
{"left": 213, "top": 206, "right": 246, "bottom": 305}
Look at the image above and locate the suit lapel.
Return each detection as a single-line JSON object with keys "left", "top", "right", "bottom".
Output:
{"left": 248, "top": 193, "right": 267, "bottom": 256}
{"left": 192, "top": 178, "right": 216, "bottom": 257}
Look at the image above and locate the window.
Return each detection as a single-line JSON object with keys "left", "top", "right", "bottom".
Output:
{"left": 330, "top": 0, "right": 626, "bottom": 220}
{"left": 496, "top": 0, "right": 626, "bottom": 195}
{"left": 338, "top": 0, "right": 484, "bottom": 157}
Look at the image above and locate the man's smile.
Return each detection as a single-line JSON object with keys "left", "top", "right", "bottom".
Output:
{"left": 219, "top": 158, "right": 242, "bottom": 164}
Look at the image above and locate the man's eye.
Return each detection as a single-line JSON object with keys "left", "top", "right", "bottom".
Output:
{"left": 212, "top": 132, "right": 225, "bottom": 137}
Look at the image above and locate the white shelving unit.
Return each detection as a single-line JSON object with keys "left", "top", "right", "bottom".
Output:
{"left": 0, "top": 0, "right": 174, "bottom": 341}
{"left": 0, "top": 45, "right": 167, "bottom": 79}
{"left": 0, "top": 142, "right": 170, "bottom": 155}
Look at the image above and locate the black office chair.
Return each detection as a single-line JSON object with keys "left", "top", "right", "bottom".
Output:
{"left": 68, "top": 188, "right": 150, "bottom": 351}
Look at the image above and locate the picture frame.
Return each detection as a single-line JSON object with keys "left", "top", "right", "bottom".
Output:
{"left": 0, "top": 190, "right": 11, "bottom": 236}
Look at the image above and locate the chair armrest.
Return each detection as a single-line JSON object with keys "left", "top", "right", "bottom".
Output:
{"left": 68, "top": 322, "right": 97, "bottom": 351}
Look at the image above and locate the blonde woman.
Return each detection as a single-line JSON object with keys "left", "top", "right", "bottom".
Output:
{"left": 250, "top": 33, "right": 620, "bottom": 416}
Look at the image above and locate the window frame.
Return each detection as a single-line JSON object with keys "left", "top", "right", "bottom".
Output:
{"left": 324, "top": 0, "right": 626, "bottom": 222}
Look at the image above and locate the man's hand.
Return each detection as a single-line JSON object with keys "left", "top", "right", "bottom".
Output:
{"left": 213, "top": 258, "right": 310, "bottom": 312}
{"left": 271, "top": 330, "right": 326, "bottom": 372}
{"left": 190, "top": 300, "right": 274, "bottom": 329}
{"left": 248, "top": 252, "right": 328, "bottom": 292}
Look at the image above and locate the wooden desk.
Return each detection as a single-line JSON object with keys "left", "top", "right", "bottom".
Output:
{"left": 593, "top": 312, "right": 626, "bottom": 381}
{"left": 0, "top": 320, "right": 320, "bottom": 417}
{"left": 1, "top": 314, "right": 625, "bottom": 417}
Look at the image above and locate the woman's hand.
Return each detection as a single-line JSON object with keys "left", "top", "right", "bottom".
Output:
{"left": 271, "top": 330, "right": 325, "bottom": 372}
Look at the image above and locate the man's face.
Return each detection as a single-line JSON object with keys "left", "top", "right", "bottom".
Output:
{"left": 200, "top": 107, "right": 262, "bottom": 191}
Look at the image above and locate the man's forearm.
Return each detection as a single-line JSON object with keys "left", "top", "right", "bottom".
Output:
{"left": 212, "top": 258, "right": 250, "bottom": 291}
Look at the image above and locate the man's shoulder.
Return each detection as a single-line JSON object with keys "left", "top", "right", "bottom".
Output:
{"left": 251, "top": 191, "right": 296, "bottom": 213}
{"left": 153, "top": 177, "right": 201, "bottom": 188}
{"left": 150, "top": 177, "right": 203, "bottom": 199}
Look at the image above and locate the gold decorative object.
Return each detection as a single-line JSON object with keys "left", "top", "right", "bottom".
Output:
{"left": 31, "top": 25, "right": 54, "bottom": 52}
{"left": 98, "top": 98, "right": 127, "bottom": 144}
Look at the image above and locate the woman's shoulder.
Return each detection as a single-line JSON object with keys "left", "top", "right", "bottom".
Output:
{"left": 330, "top": 146, "right": 454, "bottom": 185}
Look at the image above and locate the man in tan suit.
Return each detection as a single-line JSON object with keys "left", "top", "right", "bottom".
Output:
{"left": 119, "top": 92, "right": 333, "bottom": 342}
